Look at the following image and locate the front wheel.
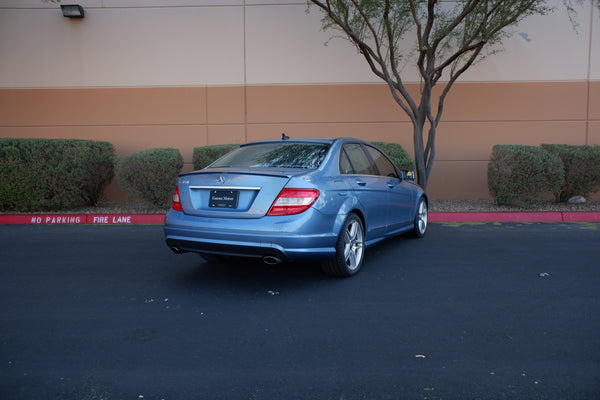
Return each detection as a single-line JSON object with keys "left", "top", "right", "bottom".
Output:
{"left": 321, "top": 213, "right": 365, "bottom": 277}
{"left": 410, "top": 197, "right": 428, "bottom": 238}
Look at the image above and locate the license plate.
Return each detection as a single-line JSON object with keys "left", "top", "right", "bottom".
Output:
{"left": 209, "top": 190, "right": 239, "bottom": 208}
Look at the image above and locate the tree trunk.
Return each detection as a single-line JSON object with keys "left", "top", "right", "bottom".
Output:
{"left": 412, "top": 82, "right": 434, "bottom": 190}
{"left": 412, "top": 113, "right": 428, "bottom": 190}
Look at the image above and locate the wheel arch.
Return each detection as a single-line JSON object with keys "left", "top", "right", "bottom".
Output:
{"left": 329, "top": 195, "right": 366, "bottom": 236}
{"left": 348, "top": 208, "right": 366, "bottom": 230}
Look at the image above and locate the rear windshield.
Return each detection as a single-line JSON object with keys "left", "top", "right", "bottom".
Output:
{"left": 210, "top": 142, "right": 330, "bottom": 169}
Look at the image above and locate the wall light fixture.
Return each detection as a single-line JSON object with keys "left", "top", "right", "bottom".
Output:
{"left": 61, "top": 4, "right": 85, "bottom": 18}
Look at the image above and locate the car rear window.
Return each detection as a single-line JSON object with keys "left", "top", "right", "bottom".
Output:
{"left": 210, "top": 142, "right": 330, "bottom": 169}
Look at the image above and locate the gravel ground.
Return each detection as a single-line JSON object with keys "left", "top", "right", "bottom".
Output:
{"left": 429, "top": 198, "right": 600, "bottom": 212}
{"left": 4, "top": 198, "right": 598, "bottom": 214}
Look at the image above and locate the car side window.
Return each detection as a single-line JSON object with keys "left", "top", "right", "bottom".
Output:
{"left": 339, "top": 150, "right": 354, "bottom": 174}
{"left": 341, "top": 144, "right": 374, "bottom": 175}
{"left": 365, "top": 145, "right": 398, "bottom": 178}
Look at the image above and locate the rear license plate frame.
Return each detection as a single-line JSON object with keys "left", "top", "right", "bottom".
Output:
{"left": 209, "top": 190, "right": 239, "bottom": 209}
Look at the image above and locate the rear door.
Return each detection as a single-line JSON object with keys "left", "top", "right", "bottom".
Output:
{"left": 363, "top": 145, "right": 414, "bottom": 229}
{"left": 340, "top": 143, "right": 390, "bottom": 237}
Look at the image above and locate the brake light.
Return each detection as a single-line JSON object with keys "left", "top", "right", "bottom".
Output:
{"left": 172, "top": 186, "right": 183, "bottom": 211}
{"left": 267, "top": 188, "right": 320, "bottom": 216}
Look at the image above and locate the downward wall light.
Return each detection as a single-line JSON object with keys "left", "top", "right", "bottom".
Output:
{"left": 61, "top": 4, "right": 85, "bottom": 18}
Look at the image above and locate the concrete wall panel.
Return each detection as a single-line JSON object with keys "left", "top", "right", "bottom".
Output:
{"left": 207, "top": 87, "right": 245, "bottom": 125}
{"left": 1, "top": 0, "right": 595, "bottom": 87}
{"left": 246, "top": 84, "right": 404, "bottom": 123}
{"left": 461, "top": 1, "right": 591, "bottom": 82}
{"left": 589, "top": 121, "right": 600, "bottom": 145}
{"left": 0, "top": 88, "right": 207, "bottom": 126}
{"left": 0, "top": 7, "right": 244, "bottom": 87}
{"left": 435, "top": 121, "right": 588, "bottom": 161}
{"left": 207, "top": 125, "right": 246, "bottom": 147}
{"left": 427, "top": 161, "right": 490, "bottom": 199}
{"left": 590, "top": 3, "right": 600, "bottom": 80}
{"left": 589, "top": 81, "right": 600, "bottom": 120}
{"left": 442, "top": 82, "right": 589, "bottom": 122}
{"left": 245, "top": 4, "right": 379, "bottom": 85}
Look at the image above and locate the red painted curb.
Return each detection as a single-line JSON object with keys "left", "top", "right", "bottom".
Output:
{"left": 0, "top": 214, "right": 165, "bottom": 225}
{"left": 428, "top": 211, "right": 600, "bottom": 223}
{"left": 561, "top": 212, "right": 600, "bottom": 222}
{"left": 0, "top": 214, "right": 87, "bottom": 225}
{"left": 1, "top": 212, "right": 599, "bottom": 225}
{"left": 86, "top": 214, "right": 165, "bottom": 225}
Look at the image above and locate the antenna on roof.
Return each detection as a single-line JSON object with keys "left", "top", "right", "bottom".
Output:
{"left": 282, "top": 133, "right": 290, "bottom": 140}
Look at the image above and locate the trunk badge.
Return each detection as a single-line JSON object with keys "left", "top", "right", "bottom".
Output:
{"left": 217, "top": 176, "right": 226, "bottom": 184}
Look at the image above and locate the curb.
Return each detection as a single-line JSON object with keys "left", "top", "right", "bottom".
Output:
{"left": 429, "top": 211, "right": 600, "bottom": 223}
{"left": 0, "top": 214, "right": 165, "bottom": 225}
{"left": 1, "top": 212, "right": 599, "bottom": 225}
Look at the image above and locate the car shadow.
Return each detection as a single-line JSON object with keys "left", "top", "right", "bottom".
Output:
{"left": 170, "top": 231, "right": 423, "bottom": 295}
{"left": 173, "top": 255, "right": 335, "bottom": 294}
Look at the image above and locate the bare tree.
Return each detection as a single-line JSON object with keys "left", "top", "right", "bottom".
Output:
{"left": 308, "top": 0, "right": 564, "bottom": 189}
{"left": 564, "top": 0, "right": 600, "bottom": 27}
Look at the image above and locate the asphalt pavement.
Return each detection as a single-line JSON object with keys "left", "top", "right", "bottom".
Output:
{"left": 1, "top": 223, "right": 599, "bottom": 400}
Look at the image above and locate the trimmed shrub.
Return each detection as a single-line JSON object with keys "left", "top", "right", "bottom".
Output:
{"left": 193, "top": 144, "right": 240, "bottom": 170}
{"left": 488, "top": 144, "right": 564, "bottom": 206}
{"left": 0, "top": 138, "right": 115, "bottom": 211}
{"left": 371, "top": 142, "right": 416, "bottom": 170}
{"left": 540, "top": 144, "right": 600, "bottom": 202}
{"left": 116, "top": 148, "right": 183, "bottom": 208}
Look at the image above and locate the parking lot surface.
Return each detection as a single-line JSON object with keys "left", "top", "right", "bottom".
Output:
{"left": 1, "top": 223, "right": 599, "bottom": 399}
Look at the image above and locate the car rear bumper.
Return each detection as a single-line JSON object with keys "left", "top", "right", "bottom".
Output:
{"left": 163, "top": 209, "right": 339, "bottom": 261}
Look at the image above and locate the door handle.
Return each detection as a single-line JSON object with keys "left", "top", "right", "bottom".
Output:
{"left": 356, "top": 180, "right": 366, "bottom": 186}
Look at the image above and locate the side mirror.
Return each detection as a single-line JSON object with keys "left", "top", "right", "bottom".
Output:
{"left": 401, "top": 169, "right": 415, "bottom": 181}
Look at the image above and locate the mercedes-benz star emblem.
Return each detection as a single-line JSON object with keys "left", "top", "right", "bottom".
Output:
{"left": 217, "top": 176, "right": 226, "bottom": 184}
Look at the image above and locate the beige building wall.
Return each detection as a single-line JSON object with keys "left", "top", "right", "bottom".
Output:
{"left": 1, "top": 0, "right": 598, "bottom": 200}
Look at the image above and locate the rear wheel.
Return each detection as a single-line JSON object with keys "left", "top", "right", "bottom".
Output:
{"left": 321, "top": 213, "right": 365, "bottom": 277}
{"left": 411, "top": 197, "right": 428, "bottom": 238}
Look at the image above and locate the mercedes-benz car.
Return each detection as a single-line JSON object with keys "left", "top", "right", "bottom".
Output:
{"left": 164, "top": 137, "right": 428, "bottom": 277}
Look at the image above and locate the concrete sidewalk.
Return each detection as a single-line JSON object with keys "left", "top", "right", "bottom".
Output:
{"left": 1, "top": 211, "right": 599, "bottom": 225}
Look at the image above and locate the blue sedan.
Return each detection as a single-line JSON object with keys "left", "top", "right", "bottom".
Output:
{"left": 164, "top": 137, "right": 428, "bottom": 277}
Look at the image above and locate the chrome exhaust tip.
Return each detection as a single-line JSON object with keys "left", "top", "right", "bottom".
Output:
{"left": 263, "top": 256, "right": 282, "bottom": 265}
{"left": 170, "top": 246, "right": 183, "bottom": 254}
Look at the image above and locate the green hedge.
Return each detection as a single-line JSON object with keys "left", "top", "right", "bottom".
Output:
{"left": 540, "top": 144, "right": 600, "bottom": 202}
{"left": 193, "top": 142, "right": 415, "bottom": 171}
{"left": 116, "top": 148, "right": 183, "bottom": 208}
{"left": 370, "top": 142, "right": 416, "bottom": 171}
{"left": 0, "top": 138, "right": 115, "bottom": 211}
{"left": 488, "top": 144, "right": 564, "bottom": 206}
{"left": 193, "top": 144, "right": 240, "bottom": 170}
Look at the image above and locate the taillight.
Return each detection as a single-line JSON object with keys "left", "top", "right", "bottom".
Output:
{"left": 267, "top": 188, "right": 320, "bottom": 216}
{"left": 172, "top": 186, "right": 183, "bottom": 211}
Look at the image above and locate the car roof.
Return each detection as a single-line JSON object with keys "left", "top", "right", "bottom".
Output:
{"left": 240, "top": 137, "right": 364, "bottom": 146}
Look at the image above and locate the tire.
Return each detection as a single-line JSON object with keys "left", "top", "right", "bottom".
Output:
{"left": 410, "top": 197, "right": 428, "bottom": 238}
{"left": 321, "top": 213, "right": 365, "bottom": 277}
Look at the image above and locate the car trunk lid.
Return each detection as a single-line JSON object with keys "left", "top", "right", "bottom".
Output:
{"left": 177, "top": 170, "right": 297, "bottom": 218}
